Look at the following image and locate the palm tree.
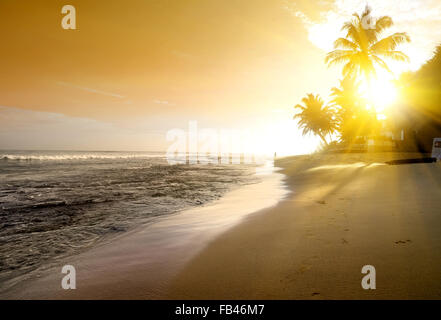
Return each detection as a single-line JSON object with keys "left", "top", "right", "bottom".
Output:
{"left": 294, "top": 93, "right": 337, "bottom": 145}
{"left": 325, "top": 6, "right": 410, "bottom": 80}
{"left": 330, "top": 76, "right": 379, "bottom": 143}
{"left": 330, "top": 76, "right": 363, "bottom": 111}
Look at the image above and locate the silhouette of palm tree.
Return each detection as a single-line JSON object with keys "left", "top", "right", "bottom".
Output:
{"left": 294, "top": 94, "right": 337, "bottom": 145}
{"left": 325, "top": 6, "right": 410, "bottom": 80}
{"left": 331, "top": 76, "right": 363, "bottom": 111}
{"left": 330, "top": 76, "right": 379, "bottom": 142}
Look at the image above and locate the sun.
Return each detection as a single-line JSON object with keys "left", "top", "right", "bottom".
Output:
{"left": 359, "top": 76, "right": 399, "bottom": 115}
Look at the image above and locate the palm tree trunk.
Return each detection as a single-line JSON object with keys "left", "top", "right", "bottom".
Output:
{"left": 318, "top": 132, "right": 328, "bottom": 146}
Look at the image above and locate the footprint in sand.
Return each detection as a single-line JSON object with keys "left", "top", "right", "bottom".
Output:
{"left": 395, "top": 240, "right": 412, "bottom": 244}
{"left": 296, "top": 265, "right": 312, "bottom": 274}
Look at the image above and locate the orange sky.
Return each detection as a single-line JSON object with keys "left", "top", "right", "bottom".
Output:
{"left": 1, "top": 0, "right": 440, "bottom": 152}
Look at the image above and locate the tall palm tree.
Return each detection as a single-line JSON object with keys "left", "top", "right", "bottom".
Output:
{"left": 294, "top": 93, "right": 337, "bottom": 145}
{"left": 325, "top": 6, "right": 410, "bottom": 80}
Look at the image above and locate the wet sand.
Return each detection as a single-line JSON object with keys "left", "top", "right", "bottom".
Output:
{"left": 165, "top": 153, "right": 441, "bottom": 299}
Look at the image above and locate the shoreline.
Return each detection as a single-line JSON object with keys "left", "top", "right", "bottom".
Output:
{"left": 2, "top": 152, "right": 441, "bottom": 299}
{"left": 164, "top": 153, "right": 441, "bottom": 299}
{"left": 0, "top": 156, "right": 266, "bottom": 292}
{"left": 0, "top": 162, "right": 288, "bottom": 299}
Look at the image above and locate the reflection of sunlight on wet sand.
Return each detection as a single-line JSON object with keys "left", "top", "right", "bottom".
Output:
{"left": 157, "top": 163, "right": 289, "bottom": 233}
{"left": 255, "top": 160, "right": 277, "bottom": 175}
{"left": 307, "top": 162, "right": 385, "bottom": 172}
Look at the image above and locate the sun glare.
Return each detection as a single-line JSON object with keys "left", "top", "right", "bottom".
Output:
{"left": 359, "top": 77, "right": 399, "bottom": 115}
{"left": 249, "top": 119, "right": 319, "bottom": 156}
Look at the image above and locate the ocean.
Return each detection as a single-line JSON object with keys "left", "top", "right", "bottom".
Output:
{"left": 0, "top": 150, "right": 261, "bottom": 284}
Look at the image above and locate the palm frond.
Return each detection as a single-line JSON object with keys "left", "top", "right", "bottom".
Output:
{"left": 294, "top": 103, "right": 306, "bottom": 111}
{"left": 341, "top": 22, "right": 361, "bottom": 45}
{"left": 334, "top": 38, "right": 358, "bottom": 50}
{"left": 372, "top": 55, "right": 393, "bottom": 74}
{"left": 370, "top": 32, "right": 410, "bottom": 52}
{"left": 325, "top": 50, "right": 354, "bottom": 66}
{"left": 342, "top": 61, "right": 358, "bottom": 77}
{"left": 376, "top": 50, "right": 410, "bottom": 62}
{"left": 375, "top": 16, "right": 393, "bottom": 34}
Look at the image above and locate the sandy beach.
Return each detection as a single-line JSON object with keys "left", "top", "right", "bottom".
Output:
{"left": 1, "top": 153, "right": 440, "bottom": 299}
{"left": 165, "top": 153, "right": 441, "bottom": 299}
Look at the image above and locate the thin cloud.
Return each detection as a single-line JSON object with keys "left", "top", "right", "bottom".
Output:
{"left": 153, "top": 99, "right": 176, "bottom": 106}
{"left": 57, "top": 81, "right": 125, "bottom": 99}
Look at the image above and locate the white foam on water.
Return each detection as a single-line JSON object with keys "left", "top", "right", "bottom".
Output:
{"left": 0, "top": 151, "right": 164, "bottom": 161}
